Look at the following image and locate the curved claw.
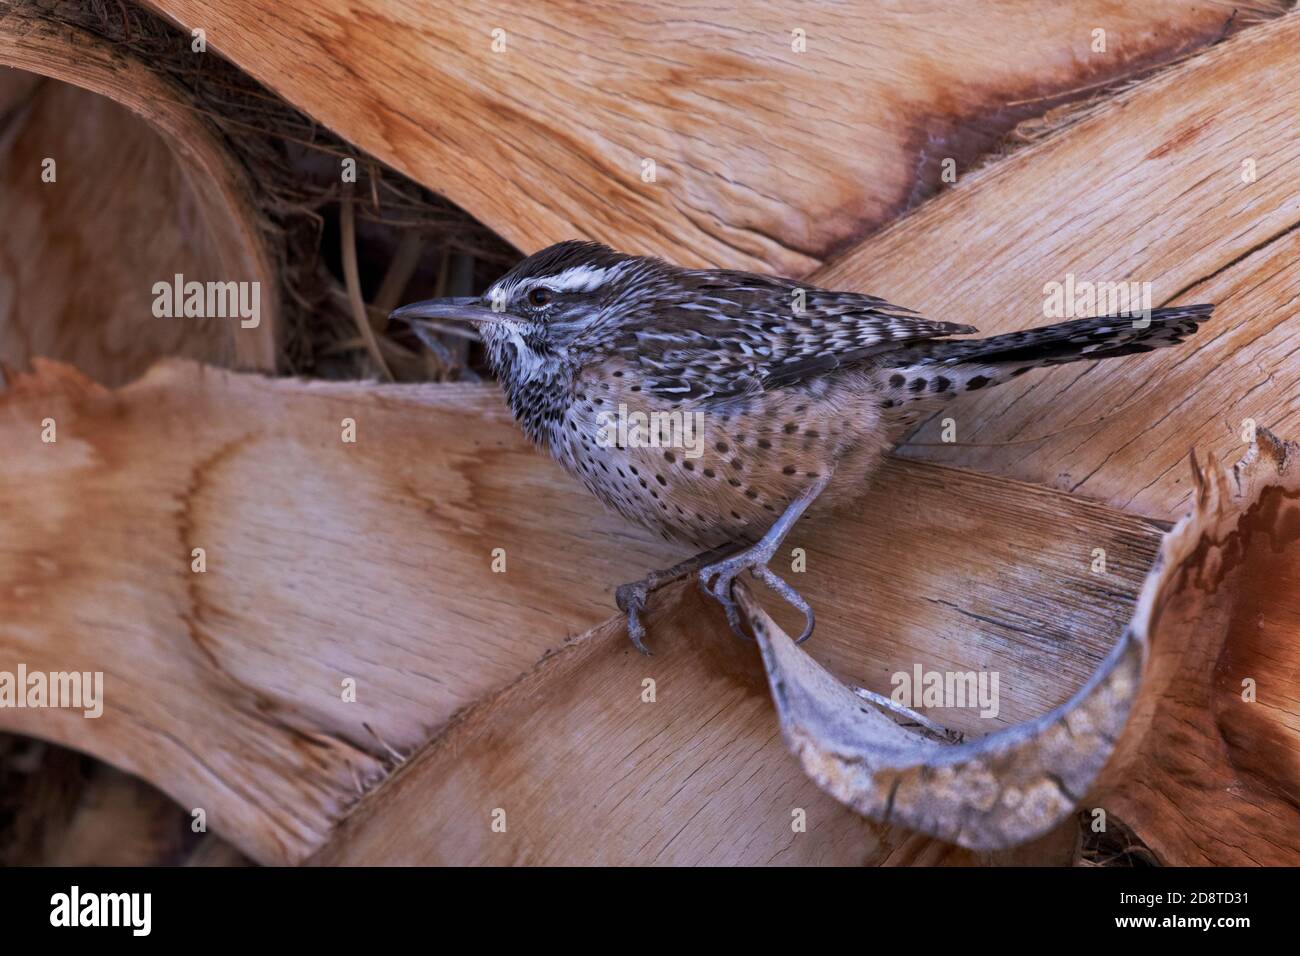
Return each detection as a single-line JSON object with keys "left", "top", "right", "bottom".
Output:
{"left": 697, "top": 567, "right": 717, "bottom": 600}
{"left": 700, "top": 558, "right": 817, "bottom": 645}
{"left": 716, "top": 587, "right": 751, "bottom": 641}
{"left": 698, "top": 565, "right": 753, "bottom": 640}
{"left": 616, "top": 582, "right": 653, "bottom": 655}
{"left": 751, "top": 566, "right": 816, "bottom": 643}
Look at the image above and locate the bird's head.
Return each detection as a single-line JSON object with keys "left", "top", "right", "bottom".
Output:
{"left": 391, "top": 240, "right": 661, "bottom": 387}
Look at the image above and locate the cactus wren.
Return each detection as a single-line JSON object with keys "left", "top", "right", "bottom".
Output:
{"left": 394, "top": 240, "right": 1211, "bottom": 653}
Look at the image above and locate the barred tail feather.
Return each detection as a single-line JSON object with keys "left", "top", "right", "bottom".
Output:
{"left": 877, "top": 304, "right": 1213, "bottom": 404}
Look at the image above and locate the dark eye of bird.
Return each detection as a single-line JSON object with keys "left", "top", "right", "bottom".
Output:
{"left": 528, "top": 287, "right": 553, "bottom": 307}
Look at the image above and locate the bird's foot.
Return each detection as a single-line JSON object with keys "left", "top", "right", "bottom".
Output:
{"left": 615, "top": 545, "right": 736, "bottom": 655}
{"left": 698, "top": 546, "right": 815, "bottom": 644}
{"left": 615, "top": 580, "right": 652, "bottom": 655}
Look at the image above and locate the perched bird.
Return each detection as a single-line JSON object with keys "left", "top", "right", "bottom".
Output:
{"left": 393, "top": 240, "right": 1211, "bottom": 653}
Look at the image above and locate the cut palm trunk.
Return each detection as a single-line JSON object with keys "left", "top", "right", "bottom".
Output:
{"left": 145, "top": 0, "right": 1283, "bottom": 274}
{"left": 0, "top": 8, "right": 278, "bottom": 381}
{"left": 1, "top": 4, "right": 1299, "bottom": 867}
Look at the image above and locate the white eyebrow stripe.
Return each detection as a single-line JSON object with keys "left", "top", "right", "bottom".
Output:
{"left": 544, "top": 263, "right": 627, "bottom": 293}
{"left": 488, "top": 261, "right": 630, "bottom": 305}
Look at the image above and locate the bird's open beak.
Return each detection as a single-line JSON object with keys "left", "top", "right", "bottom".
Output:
{"left": 389, "top": 297, "right": 506, "bottom": 326}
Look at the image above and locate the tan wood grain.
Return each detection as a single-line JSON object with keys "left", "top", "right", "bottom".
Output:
{"left": 1093, "top": 433, "right": 1300, "bottom": 865}
{"left": 0, "top": 9, "right": 277, "bottom": 379}
{"left": 304, "top": 13, "right": 1300, "bottom": 863}
{"left": 141, "top": 0, "right": 1275, "bottom": 274}
{"left": 813, "top": 12, "right": 1300, "bottom": 522}
{"left": 0, "top": 360, "right": 1161, "bottom": 863}
{"left": 309, "top": 586, "right": 904, "bottom": 865}
{"left": 4, "top": 4, "right": 1298, "bottom": 866}
{"left": 311, "top": 477, "right": 1161, "bottom": 865}
{"left": 311, "top": 434, "right": 1300, "bottom": 866}
{"left": 0, "top": 360, "right": 678, "bottom": 863}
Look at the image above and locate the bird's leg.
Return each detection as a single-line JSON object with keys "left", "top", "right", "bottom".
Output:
{"left": 699, "top": 473, "right": 832, "bottom": 643}
{"left": 616, "top": 543, "right": 737, "bottom": 655}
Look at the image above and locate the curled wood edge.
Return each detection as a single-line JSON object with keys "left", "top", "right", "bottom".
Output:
{"left": 0, "top": 8, "right": 278, "bottom": 370}
{"left": 741, "top": 428, "right": 1296, "bottom": 850}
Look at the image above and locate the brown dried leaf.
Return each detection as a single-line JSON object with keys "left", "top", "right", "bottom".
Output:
{"left": 743, "top": 584, "right": 1140, "bottom": 849}
{"left": 748, "top": 430, "right": 1300, "bottom": 857}
{"left": 1096, "top": 428, "right": 1300, "bottom": 864}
